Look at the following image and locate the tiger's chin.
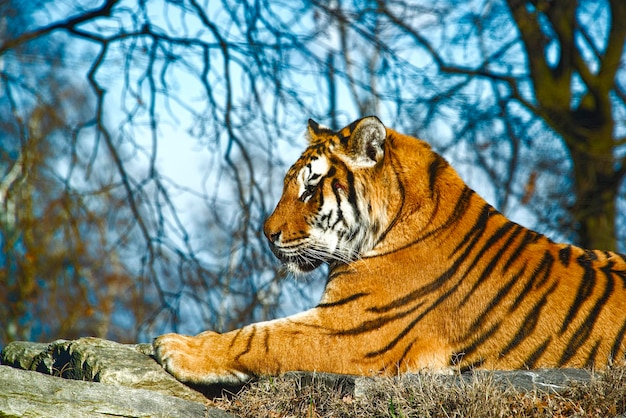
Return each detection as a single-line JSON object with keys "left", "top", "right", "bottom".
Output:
{"left": 284, "top": 258, "right": 324, "bottom": 275}
{"left": 269, "top": 243, "right": 326, "bottom": 274}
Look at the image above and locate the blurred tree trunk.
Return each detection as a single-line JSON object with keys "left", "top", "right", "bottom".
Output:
{"left": 508, "top": 0, "right": 626, "bottom": 251}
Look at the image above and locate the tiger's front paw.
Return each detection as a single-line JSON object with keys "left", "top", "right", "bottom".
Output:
{"left": 153, "top": 332, "right": 250, "bottom": 385}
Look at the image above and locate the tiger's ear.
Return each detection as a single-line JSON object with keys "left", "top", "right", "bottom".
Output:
{"left": 307, "top": 119, "right": 329, "bottom": 142}
{"left": 308, "top": 119, "right": 322, "bottom": 136}
{"left": 345, "top": 116, "right": 386, "bottom": 167}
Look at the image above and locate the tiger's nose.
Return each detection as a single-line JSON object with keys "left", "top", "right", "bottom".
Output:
{"left": 263, "top": 220, "right": 281, "bottom": 244}
{"left": 268, "top": 231, "right": 281, "bottom": 244}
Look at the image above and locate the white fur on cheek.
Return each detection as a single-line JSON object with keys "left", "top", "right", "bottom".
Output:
{"left": 308, "top": 178, "right": 368, "bottom": 264}
{"left": 297, "top": 157, "right": 330, "bottom": 198}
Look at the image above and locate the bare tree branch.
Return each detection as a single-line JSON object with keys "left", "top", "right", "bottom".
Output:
{"left": 0, "top": 0, "right": 119, "bottom": 55}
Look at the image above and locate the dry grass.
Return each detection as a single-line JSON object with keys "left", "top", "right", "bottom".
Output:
{"left": 210, "top": 366, "right": 626, "bottom": 417}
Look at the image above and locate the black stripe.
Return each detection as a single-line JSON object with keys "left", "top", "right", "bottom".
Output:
{"left": 317, "top": 292, "right": 369, "bottom": 308}
{"left": 367, "top": 187, "right": 479, "bottom": 260}
{"left": 436, "top": 187, "right": 474, "bottom": 230}
{"left": 523, "top": 338, "right": 551, "bottom": 368}
{"left": 559, "top": 261, "right": 615, "bottom": 365}
{"left": 508, "top": 271, "right": 536, "bottom": 314}
{"left": 560, "top": 254, "right": 597, "bottom": 334}
{"left": 451, "top": 204, "right": 493, "bottom": 257}
{"left": 263, "top": 328, "right": 270, "bottom": 354}
{"left": 468, "top": 265, "right": 527, "bottom": 334}
{"left": 447, "top": 187, "right": 475, "bottom": 221}
{"left": 453, "top": 322, "right": 501, "bottom": 362}
{"left": 507, "top": 248, "right": 555, "bottom": 314}
{"left": 470, "top": 221, "right": 520, "bottom": 273}
{"left": 610, "top": 320, "right": 626, "bottom": 362}
{"left": 329, "top": 179, "right": 344, "bottom": 230}
{"left": 345, "top": 169, "right": 358, "bottom": 210}
{"left": 395, "top": 186, "right": 475, "bottom": 249}
{"left": 307, "top": 142, "right": 328, "bottom": 154}
{"left": 457, "top": 358, "right": 486, "bottom": 373}
{"left": 458, "top": 223, "right": 522, "bottom": 307}
{"left": 366, "top": 262, "right": 477, "bottom": 359}
{"left": 368, "top": 205, "right": 489, "bottom": 314}
{"left": 584, "top": 340, "right": 602, "bottom": 368}
{"left": 317, "top": 181, "right": 325, "bottom": 209}
{"left": 373, "top": 165, "right": 405, "bottom": 246}
{"left": 396, "top": 340, "right": 416, "bottom": 368}
{"left": 365, "top": 314, "right": 422, "bottom": 358}
{"left": 334, "top": 302, "right": 425, "bottom": 337}
{"left": 229, "top": 329, "right": 244, "bottom": 350}
{"left": 234, "top": 326, "right": 257, "bottom": 361}
{"left": 500, "top": 282, "right": 557, "bottom": 357}
{"left": 533, "top": 251, "right": 555, "bottom": 289}
{"left": 558, "top": 245, "right": 572, "bottom": 267}
{"left": 427, "top": 156, "right": 448, "bottom": 196}
{"left": 326, "top": 268, "right": 356, "bottom": 284}
{"left": 502, "top": 229, "right": 539, "bottom": 272}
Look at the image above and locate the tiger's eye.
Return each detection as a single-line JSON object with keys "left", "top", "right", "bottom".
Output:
{"left": 300, "top": 184, "right": 317, "bottom": 202}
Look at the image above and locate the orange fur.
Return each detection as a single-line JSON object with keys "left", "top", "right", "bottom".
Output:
{"left": 154, "top": 116, "right": 626, "bottom": 385}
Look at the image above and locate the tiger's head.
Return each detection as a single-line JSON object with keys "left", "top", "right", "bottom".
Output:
{"left": 263, "top": 116, "right": 396, "bottom": 274}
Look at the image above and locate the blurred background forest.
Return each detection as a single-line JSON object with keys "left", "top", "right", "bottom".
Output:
{"left": 1, "top": 0, "right": 625, "bottom": 346}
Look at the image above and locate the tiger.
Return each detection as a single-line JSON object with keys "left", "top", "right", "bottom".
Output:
{"left": 154, "top": 116, "right": 626, "bottom": 385}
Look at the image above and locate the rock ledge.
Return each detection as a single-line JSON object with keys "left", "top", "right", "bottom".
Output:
{"left": 0, "top": 338, "right": 596, "bottom": 417}
{"left": 1, "top": 337, "right": 233, "bottom": 418}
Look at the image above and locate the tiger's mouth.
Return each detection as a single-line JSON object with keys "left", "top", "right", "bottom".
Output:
{"left": 267, "top": 242, "right": 323, "bottom": 272}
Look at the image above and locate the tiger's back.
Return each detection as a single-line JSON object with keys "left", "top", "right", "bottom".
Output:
{"left": 322, "top": 184, "right": 626, "bottom": 371}
{"left": 155, "top": 116, "right": 626, "bottom": 385}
